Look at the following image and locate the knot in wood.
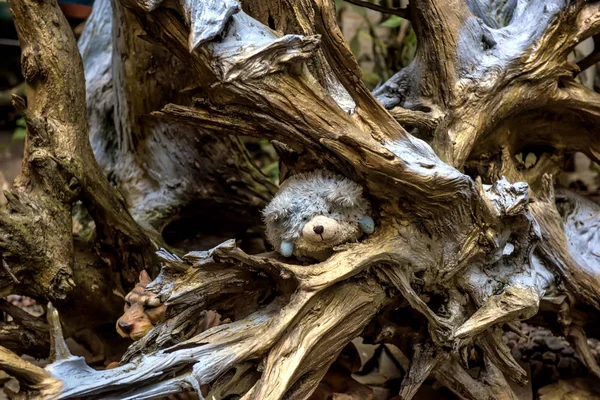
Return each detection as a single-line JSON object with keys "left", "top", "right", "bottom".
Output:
{"left": 21, "top": 48, "right": 45, "bottom": 83}
{"left": 67, "top": 176, "right": 81, "bottom": 193}
{"left": 28, "top": 149, "right": 52, "bottom": 168}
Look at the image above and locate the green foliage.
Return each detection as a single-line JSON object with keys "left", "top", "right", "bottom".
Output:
{"left": 258, "top": 139, "right": 279, "bottom": 183}
{"left": 379, "top": 15, "right": 404, "bottom": 28}
{"left": 262, "top": 161, "right": 279, "bottom": 183}
{"left": 338, "top": 1, "right": 417, "bottom": 89}
{"left": 0, "top": 0, "right": 12, "bottom": 22}
{"left": 361, "top": 68, "right": 382, "bottom": 88}
{"left": 12, "top": 117, "right": 26, "bottom": 141}
{"left": 400, "top": 29, "right": 417, "bottom": 67}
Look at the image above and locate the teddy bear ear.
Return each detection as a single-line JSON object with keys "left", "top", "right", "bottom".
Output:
{"left": 262, "top": 205, "right": 289, "bottom": 224}
{"left": 325, "top": 188, "right": 360, "bottom": 208}
{"left": 139, "top": 270, "right": 152, "bottom": 284}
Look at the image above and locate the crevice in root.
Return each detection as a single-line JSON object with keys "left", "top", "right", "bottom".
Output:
{"left": 243, "top": 278, "right": 389, "bottom": 399}
{"left": 476, "top": 328, "right": 527, "bottom": 385}
{"left": 399, "top": 342, "right": 447, "bottom": 399}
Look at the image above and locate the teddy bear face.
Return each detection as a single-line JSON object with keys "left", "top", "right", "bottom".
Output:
{"left": 263, "top": 170, "right": 375, "bottom": 261}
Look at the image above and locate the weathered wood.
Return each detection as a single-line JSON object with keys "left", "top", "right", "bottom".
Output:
{"left": 399, "top": 343, "right": 447, "bottom": 399}
{"left": 376, "top": 0, "right": 600, "bottom": 168}
{"left": 1, "top": 0, "right": 279, "bottom": 366}
{"left": 2, "top": 0, "right": 155, "bottom": 299}
{"left": 0, "top": 299, "right": 49, "bottom": 359}
{"left": 110, "top": 0, "right": 270, "bottom": 199}
{"left": 81, "top": 0, "right": 276, "bottom": 250}
{"left": 0, "top": 0, "right": 160, "bottom": 367}
{"left": 0, "top": 346, "right": 62, "bottom": 399}
{"left": 2, "top": 0, "right": 600, "bottom": 398}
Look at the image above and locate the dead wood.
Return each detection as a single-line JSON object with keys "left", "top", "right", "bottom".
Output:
{"left": 1, "top": 0, "right": 600, "bottom": 399}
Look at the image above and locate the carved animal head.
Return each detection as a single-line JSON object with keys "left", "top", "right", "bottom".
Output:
{"left": 263, "top": 170, "right": 375, "bottom": 261}
{"left": 116, "top": 270, "right": 166, "bottom": 341}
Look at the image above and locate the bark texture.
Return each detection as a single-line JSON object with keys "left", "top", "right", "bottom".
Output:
{"left": 1, "top": 0, "right": 275, "bottom": 362}
{"left": 79, "top": 0, "right": 276, "bottom": 250}
{"left": 1, "top": 0, "right": 156, "bottom": 359}
{"left": 1, "top": 0, "right": 600, "bottom": 399}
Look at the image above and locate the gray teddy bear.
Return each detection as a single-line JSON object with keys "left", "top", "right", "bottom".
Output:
{"left": 262, "top": 170, "right": 375, "bottom": 261}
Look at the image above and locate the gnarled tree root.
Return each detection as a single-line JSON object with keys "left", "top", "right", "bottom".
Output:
{"left": 2, "top": 0, "right": 600, "bottom": 398}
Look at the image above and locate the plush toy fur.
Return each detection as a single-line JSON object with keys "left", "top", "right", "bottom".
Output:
{"left": 263, "top": 170, "right": 375, "bottom": 261}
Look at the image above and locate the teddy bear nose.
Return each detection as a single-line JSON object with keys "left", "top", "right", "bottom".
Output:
{"left": 118, "top": 321, "right": 133, "bottom": 334}
{"left": 313, "top": 225, "right": 324, "bottom": 235}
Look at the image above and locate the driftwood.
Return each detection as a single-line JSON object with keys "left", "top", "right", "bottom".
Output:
{"left": 1, "top": 0, "right": 600, "bottom": 399}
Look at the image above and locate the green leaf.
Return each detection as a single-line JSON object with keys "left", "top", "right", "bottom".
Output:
{"left": 261, "top": 161, "right": 280, "bottom": 184}
{"left": 12, "top": 127, "right": 26, "bottom": 140}
{"left": 357, "top": 30, "right": 373, "bottom": 41}
{"left": 259, "top": 140, "right": 277, "bottom": 159}
{"left": 373, "top": 36, "right": 387, "bottom": 51}
{"left": 400, "top": 29, "right": 417, "bottom": 66}
{"left": 334, "top": 0, "right": 344, "bottom": 10}
{"left": 380, "top": 15, "right": 404, "bottom": 28}
{"left": 15, "top": 117, "right": 26, "bottom": 127}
